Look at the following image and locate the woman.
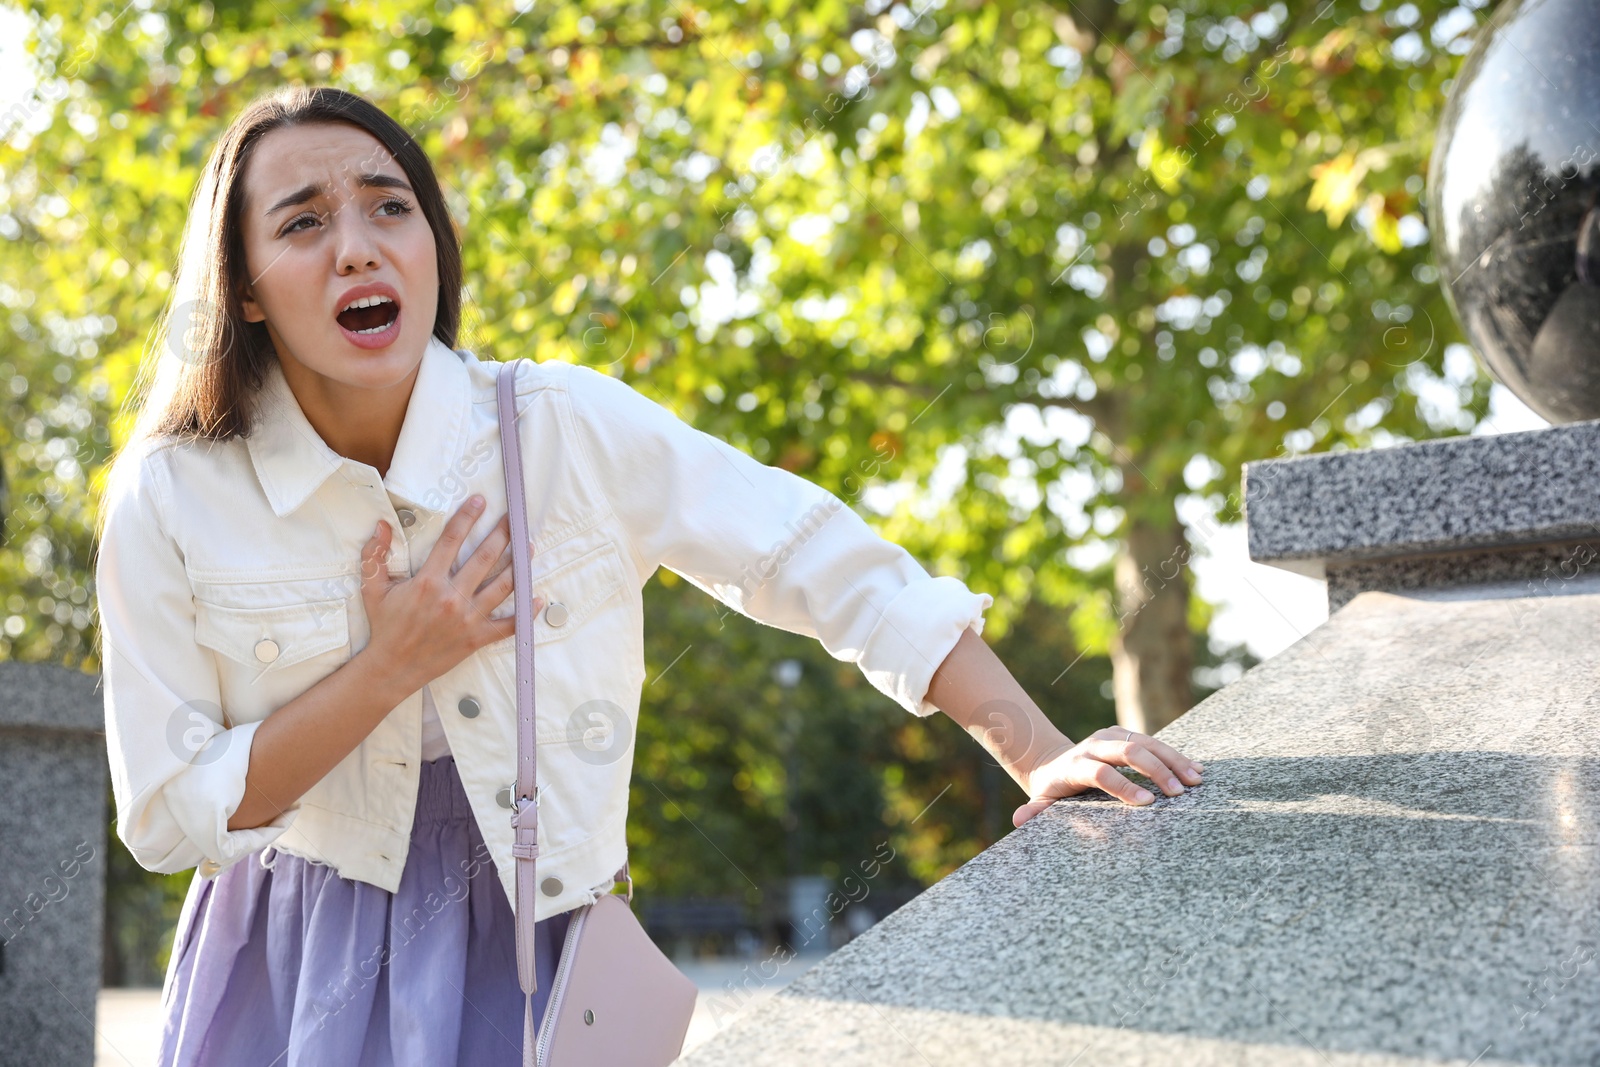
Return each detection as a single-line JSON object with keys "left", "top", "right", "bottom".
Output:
{"left": 94, "top": 85, "right": 1202, "bottom": 1066}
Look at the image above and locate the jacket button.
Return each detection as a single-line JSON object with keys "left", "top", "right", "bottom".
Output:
{"left": 396, "top": 508, "right": 417, "bottom": 528}
{"left": 541, "top": 877, "right": 563, "bottom": 896}
{"left": 458, "top": 696, "right": 481, "bottom": 719}
{"left": 254, "top": 638, "right": 280, "bottom": 663}
{"left": 544, "top": 601, "right": 569, "bottom": 627}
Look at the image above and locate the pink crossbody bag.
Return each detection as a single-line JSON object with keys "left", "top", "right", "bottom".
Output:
{"left": 495, "top": 358, "right": 698, "bottom": 1066}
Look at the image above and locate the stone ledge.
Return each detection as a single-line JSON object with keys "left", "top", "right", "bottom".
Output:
{"left": 676, "top": 580, "right": 1600, "bottom": 1065}
{"left": 1243, "top": 418, "right": 1600, "bottom": 580}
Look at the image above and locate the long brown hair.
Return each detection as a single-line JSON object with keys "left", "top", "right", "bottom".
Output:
{"left": 112, "top": 84, "right": 462, "bottom": 461}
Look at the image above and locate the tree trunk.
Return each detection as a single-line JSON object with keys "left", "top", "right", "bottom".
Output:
{"left": 1110, "top": 504, "right": 1195, "bottom": 734}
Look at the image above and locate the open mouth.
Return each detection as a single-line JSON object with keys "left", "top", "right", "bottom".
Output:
{"left": 336, "top": 295, "right": 401, "bottom": 335}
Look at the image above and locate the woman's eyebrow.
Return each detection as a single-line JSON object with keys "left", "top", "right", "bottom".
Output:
{"left": 263, "top": 173, "right": 414, "bottom": 218}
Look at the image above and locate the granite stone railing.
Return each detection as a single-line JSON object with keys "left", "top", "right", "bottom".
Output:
{"left": 675, "top": 424, "right": 1600, "bottom": 1066}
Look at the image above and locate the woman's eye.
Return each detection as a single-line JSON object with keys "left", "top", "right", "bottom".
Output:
{"left": 281, "top": 198, "right": 411, "bottom": 236}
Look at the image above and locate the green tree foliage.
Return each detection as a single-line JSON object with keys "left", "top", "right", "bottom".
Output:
{"left": 4, "top": 0, "right": 1489, "bottom": 973}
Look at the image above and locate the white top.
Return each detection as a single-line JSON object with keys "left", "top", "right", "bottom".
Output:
{"left": 95, "top": 339, "right": 993, "bottom": 920}
{"left": 421, "top": 683, "right": 451, "bottom": 761}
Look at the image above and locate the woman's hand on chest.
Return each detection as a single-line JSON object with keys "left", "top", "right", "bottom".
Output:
{"left": 358, "top": 493, "right": 542, "bottom": 694}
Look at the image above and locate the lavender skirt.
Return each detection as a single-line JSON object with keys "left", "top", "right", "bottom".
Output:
{"left": 158, "top": 754, "right": 574, "bottom": 1067}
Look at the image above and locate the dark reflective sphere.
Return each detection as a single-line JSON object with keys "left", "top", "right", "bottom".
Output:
{"left": 1428, "top": 0, "right": 1600, "bottom": 423}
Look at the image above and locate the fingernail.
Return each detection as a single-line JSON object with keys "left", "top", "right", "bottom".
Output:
{"left": 468, "top": 494, "right": 484, "bottom": 510}
{"left": 1134, "top": 788, "right": 1153, "bottom": 803}
{"left": 1168, "top": 778, "right": 1182, "bottom": 793}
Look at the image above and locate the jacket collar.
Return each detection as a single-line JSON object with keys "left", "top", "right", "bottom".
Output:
{"left": 245, "top": 336, "right": 471, "bottom": 518}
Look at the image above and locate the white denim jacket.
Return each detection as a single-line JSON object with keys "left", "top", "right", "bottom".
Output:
{"left": 95, "top": 337, "right": 993, "bottom": 922}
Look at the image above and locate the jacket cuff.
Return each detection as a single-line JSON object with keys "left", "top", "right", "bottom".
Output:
{"left": 165, "top": 718, "right": 302, "bottom": 876}
{"left": 859, "top": 575, "right": 994, "bottom": 718}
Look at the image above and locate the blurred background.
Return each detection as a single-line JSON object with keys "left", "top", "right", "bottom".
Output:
{"left": 0, "top": 0, "right": 1555, "bottom": 1056}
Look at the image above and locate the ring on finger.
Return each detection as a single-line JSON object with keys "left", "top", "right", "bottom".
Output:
{"left": 1123, "top": 727, "right": 1134, "bottom": 742}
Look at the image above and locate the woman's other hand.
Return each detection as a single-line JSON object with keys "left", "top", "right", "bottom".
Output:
{"left": 1012, "top": 727, "right": 1205, "bottom": 826}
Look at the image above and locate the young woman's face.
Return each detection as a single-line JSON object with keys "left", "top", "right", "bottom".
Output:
{"left": 236, "top": 121, "right": 438, "bottom": 389}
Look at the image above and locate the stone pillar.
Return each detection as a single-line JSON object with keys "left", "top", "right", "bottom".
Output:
{"left": 0, "top": 661, "right": 107, "bottom": 1066}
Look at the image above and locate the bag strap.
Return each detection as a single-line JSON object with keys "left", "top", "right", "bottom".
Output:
{"left": 496, "top": 359, "right": 542, "bottom": 1067}
{"left": 495, "top": 359, "right": 631, "bottom": 1067}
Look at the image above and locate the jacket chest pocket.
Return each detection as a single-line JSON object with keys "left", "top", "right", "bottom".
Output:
{"left": 483, "top": 539, "right": 638, "bottom": 743}
{"left": 527, "top": 541, "right": 628, "bottom": 645}
{"left": 193, "top": 597, "right": 353, "bottom": 726}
